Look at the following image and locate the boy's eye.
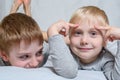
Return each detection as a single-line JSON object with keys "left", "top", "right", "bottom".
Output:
{"left": 76, "top": 31, "right": 81, "bottom": 34}
{"left": 19, "top": 55, "right": 30, "bottom": 60}
{"left": 90, "top": 31, "right": 98, "bottom": 37}
{"left": 74, "top": 31, "right": 82, "bottom": 36}
{"left": 36, "top": 51, "right": 42, "bottom": 57}
{"left": 91, "top": 32, "right": 96, "bottom": 35}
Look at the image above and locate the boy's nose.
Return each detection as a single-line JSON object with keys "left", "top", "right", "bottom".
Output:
{"left": 80, "top": 35, "right": 88, "bottom": 45}
{"left": 29, "top": 58, "right": 39, "bottom": 68}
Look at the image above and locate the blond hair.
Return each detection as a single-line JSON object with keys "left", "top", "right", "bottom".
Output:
{"left": 0, "top": 13, "right": 43, "bottom": 54}
{"left": 69, "top": 6, "right": 109, "bottom": 35}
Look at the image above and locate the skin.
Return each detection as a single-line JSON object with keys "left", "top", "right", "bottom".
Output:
{"left": 70, "top": 21, "right": 104, "bottom": 64}
{"left": 95, "top": 25, "right": 120, "bottom": 41}
{"left": 10, "top": 0, "right": 31, "bottom": 16}
{"left": 2, "top": 39, "right": 44, "bottom": 68}
{"left": 47, "top": 20, "right": 78, "bottom": 38}
{"left": 47, "top": 20, "right": 106, "bottom": 64}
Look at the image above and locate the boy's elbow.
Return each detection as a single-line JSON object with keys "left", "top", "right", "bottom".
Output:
{"left": 56, "top": 68, "right": 78, "bottom": 79}
{"left": 62, "top": 70, "right": 78, "bottom": 79}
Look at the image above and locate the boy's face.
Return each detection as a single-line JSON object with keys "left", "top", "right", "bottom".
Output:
{"left": 5, "top": 39, "right": 44, "bottom": 68}
{"left": 70, "top": 21, "right": 104, "bottom": 63}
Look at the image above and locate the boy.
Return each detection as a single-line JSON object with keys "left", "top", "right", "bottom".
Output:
{"left": 47, "top": 6, "right": 120, "bottom": 80}
{"left": 0, "top": 13, "right": 48, "bottom": 68}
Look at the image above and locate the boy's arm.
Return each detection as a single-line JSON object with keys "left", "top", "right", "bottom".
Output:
{"left": 42, "top": 31, "right": 48, "bottom": 42}
{"left": 95, "top": 25, "right": 120, "bottom": 41}
{"left": 103, "top": 42, "right": 120, "bottom": 80}
{"left": 47, "top": 20, "right": 78, "bottom": 45}
{"left": 47, "top": 20, "right": 78, "bottom": 38}
{"left": 96, "top": 25, "right": 120, "bottom": 80}
{"left": 48, "top": 35, "right": 78, "bottom": 78}
{"left": 47, "top": 20, "right": 78, "bottom": 78}
{"left": 113, "top": 40, "right": 120, "bottom": 80}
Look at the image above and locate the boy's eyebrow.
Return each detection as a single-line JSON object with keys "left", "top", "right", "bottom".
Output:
{"left": 90, "top": 27, "right": 104, "bottom": 35}
{"left": 37, "top": 47, "right": 43, "bottom": 52}
{"left": 89, "top": 28, "right": 97, "bottom": 31}
{"left": 74, "top": 27, "right": 100, "bottom": 33}
{"left": 18, "top": 46, "right": 43, "bottom": 54}
{"left": 36, "top": 48, "right": 43, "bottom": 54}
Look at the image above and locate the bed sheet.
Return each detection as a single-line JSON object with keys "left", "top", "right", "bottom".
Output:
{"left": 0, "top": 66, "right": 106, "bottom": 80}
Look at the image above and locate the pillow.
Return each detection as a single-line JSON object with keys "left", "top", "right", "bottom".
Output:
{"left": 0, "top": 66, "right": 106, "bottom": 80}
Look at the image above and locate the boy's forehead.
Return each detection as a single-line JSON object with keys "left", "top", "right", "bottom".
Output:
{"left": 81, "top": 18, "right": 98, "bottom": 24}
{"left": 9, "top": 39, "right": 43, "bottom": 55}
{"left": 75, "top": 21, "right": 97, "bottom": 29}
{"left": 10, "top": 39, "right": 39, "bottom": 48}
{"left": 18, "top": 39, "right": 42, "bottom": 52}
{"left": 72, "top": 15, "right": 104, "bottom": 24}
{"left": 21, "top": 39, "right": 41, "bottom": 44}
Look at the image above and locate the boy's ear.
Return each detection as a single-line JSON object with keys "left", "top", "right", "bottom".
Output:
{"left": 0, "top": 51, "right": 9, "bottom": 62}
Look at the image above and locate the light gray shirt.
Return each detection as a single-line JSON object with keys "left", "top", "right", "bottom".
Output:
{"left": 48, "top": 34, "right": 120, "bottom": 80}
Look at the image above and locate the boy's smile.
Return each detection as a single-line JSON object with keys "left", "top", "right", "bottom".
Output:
{"left": 70, "top": 21, "right": 104, "bottom": 63}
{"left": 78, "top": 47, "right": 93, "bottom": 52}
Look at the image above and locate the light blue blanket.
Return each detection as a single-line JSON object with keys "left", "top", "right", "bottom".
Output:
{"left": 0, "top": 66, "right": 106, "bottom": 80}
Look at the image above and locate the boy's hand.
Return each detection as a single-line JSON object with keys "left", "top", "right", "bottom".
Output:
{"left": 95, "top": 25, "right": 120, "bottom": 41}
{"left": 47, "top": 20, "right": 78, "bottom": 37}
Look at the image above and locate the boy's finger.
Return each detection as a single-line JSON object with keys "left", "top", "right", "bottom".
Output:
{"left": 60, "top": 27, "right": 68, "bottom": 36}
{"left": 95, "top": 25, "right": 110, "bottom": 30}
{"left": 68, "top": 23, "right": 79, "bottom": 27}
{"left": 108, "top": 36, "right": 114, "bottom": 42}
{"left": 60, "top": 30, "right": 66, "bottom": 36}
{"left": 104, "top": 31, "right": 111, "bottom": 41}
{"left": 94, "top": 25, "right": 106, "bottom": 37}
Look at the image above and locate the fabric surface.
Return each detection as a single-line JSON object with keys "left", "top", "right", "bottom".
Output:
{"left": 0, "top": 66, "right": 106, "bottom": 80}
{"left": 48, "top": 34, "right": 120, "bottom": 80}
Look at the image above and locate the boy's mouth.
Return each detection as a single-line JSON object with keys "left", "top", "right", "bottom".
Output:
{"left": 78, "top": 48, "right": 93, "bottom": 51}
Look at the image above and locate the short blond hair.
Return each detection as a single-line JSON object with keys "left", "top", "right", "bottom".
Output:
{"left": 0, "top": 13, "right": 43, "bottom": 54}
{"left": 70, "top": 6, "right": 109, "bottom": 24}
{"left": 69, "top": 6, "right": 109, "bottom": 36}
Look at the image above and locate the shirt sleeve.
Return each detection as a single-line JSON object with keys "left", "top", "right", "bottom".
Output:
{"left": 103, "top": 41, "right": 120, "bottom": 80}
{"left": 48, "top": 34, "right": 78, "bottom": 78}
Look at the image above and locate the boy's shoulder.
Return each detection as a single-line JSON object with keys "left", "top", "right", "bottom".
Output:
{"left": 101, "top": 48, "right": 114, "bottom": 59}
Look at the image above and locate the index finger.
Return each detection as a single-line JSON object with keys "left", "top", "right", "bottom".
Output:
{"left": 68, "top": 23, "right": 79, "bottom": 28}
{"left": 94, "top": 24, "right": 110, "bottom": 30}
{"left": 94, "top": 25, "right": 107, "bottom": 39}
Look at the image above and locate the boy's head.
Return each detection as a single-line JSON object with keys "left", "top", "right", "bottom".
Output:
{"left": 69, "top": 6, "right": 109, "bottom": 63}
{"left": 0, "top": 13, "right": 44, "bottom": 68}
